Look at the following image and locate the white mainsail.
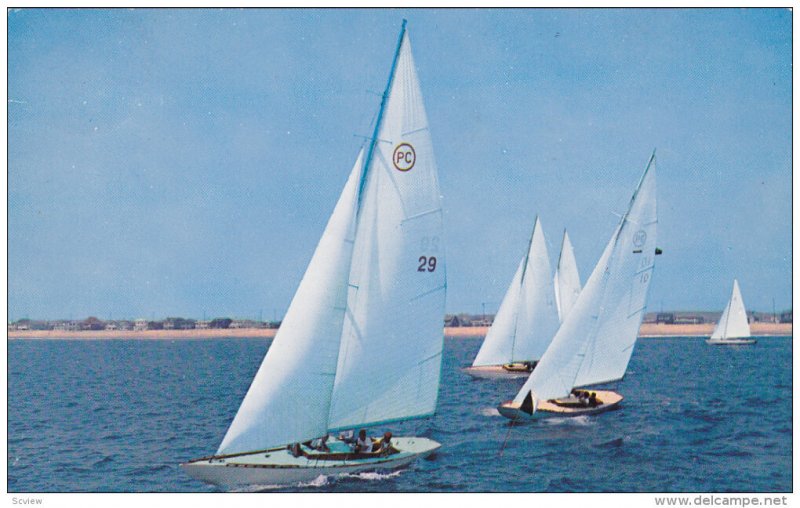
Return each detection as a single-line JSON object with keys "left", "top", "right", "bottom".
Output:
{"left": 217, "top": 24, "right": 445, "bottom": 454}
{"left": 514, "top": 154, "right": 657, "bottom": 404}
{"left": 328, "top": 30, "right": 445, "bottom": 430}
{"left": 472, "top": 217, "right": 560, "bottom": 367}
{"left": 710, "top": 279, "right": 750, "bottom": 340}
{"left": 472, "top": 257, "right": 524, "bottom": 366}
{"left": 553, "top": 230, "right": 581, "bottom": 322}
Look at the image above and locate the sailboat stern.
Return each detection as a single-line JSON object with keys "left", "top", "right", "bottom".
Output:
{"left": 391, "top": 436, "right": 441, "bottom": 458}
{"left": 497, "top": 391, "right": 538, "bottom": 421}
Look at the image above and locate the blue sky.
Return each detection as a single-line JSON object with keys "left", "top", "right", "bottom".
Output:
{"left": 8, "top": 8, "right": 792, "bottom": 320}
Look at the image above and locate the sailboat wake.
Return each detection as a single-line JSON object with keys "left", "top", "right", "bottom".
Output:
{"left": 542, "top": 415, "right": 593, "bottom": 427}
{"left": 232, "top": 474, "right": 332, "bottom": 492}
{"left": 341, "top": 469, "right": 404, "bottom": 482}
{"left": 480, "top": 407, "right": 502, "bottom": 417}
{"left": 298, "top": 474, "right": 331, "bottom": 488}
{"left": 231, "top": 483, "right": 284, "bottom": 492}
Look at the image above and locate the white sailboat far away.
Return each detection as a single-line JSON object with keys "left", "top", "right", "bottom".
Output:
{"left": 554, "top": 229, "right": 581, "bottom": 322}
{"left": 181, "top": 20, "right": 447, "bottom": 489}
{"left": 463, "top": 217, "right": 561, "bottom": 379}
{"left": 498, "top": 153, "right": 659, "bottom": 420}
{"left": 706, "top": 279, "right": 755, "bottom": 345}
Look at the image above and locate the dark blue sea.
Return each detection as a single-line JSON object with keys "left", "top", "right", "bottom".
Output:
{"left": 7, "top": 336, "right": 792, "bottom": 493}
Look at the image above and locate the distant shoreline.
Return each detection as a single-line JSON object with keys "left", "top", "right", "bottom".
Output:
{"left": 6, "top": 322, "right": 791, "bottom": 340}
{"left": 446, "top": 323, "right": 792, "bottom": 338}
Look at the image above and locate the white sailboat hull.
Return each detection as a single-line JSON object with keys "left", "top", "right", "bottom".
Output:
{"left": 497, "top": 390, "right": 623, "bottom": 420}
{"left": 462, "top": 363, "right": 535, "bottom": 380}
{"left": 181, "top": 436, "right": 440, "bottom": 490}
{"left": 706, "top": 337, "right": 757, "bottom": 345}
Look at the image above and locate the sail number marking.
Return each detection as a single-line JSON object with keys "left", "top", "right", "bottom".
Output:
{"left": 632, "top": 230, "right": 647, "bottom": 247}
{"left": 393, "top": 143, "right": 416, "bottom": 171}
{"left": 418, "top": 256, "right": 437, "bottom": 272}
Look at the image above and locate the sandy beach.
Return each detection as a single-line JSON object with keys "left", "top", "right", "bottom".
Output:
{"left": 446, "top": 323, "right": 792, "bottom": 338}
{"left": 6, "top": 322, "right": 791, "bottom": 340}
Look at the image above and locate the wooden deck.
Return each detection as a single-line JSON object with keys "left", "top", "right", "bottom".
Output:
{"left": 537, "top": 390, "right": 623, "bottom": 416}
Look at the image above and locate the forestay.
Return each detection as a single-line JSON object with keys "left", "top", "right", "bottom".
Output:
{"left": 514, "top": 154, "right": 657, "bottom": 403}
{"left": 472, "top": 217, "right": 560, "bottom": 366}
{"left": 710, "top": 279, "right": 750, "bottom": 339}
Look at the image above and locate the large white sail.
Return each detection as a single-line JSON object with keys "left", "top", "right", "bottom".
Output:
{"left": 327, "top": 30, "right": 446, "bottom": 431}
{"left": 472, "top": 258, "right": 524, "bottom": 366}
{"left": 217, "top": 151, "right": 362, "bottom": 455}
{"left": 472, "top": 217, "right": 559, "bottom": 366}
{"left": 472, "top": 217, "right": 559, "bottom": 367}
{"left": 711, "top": 279, "right": 751, "bottom": 339}
{"left": 514, "top": 154, "right": 657, "bottom": 403}
{"left": 554, "top": 230, "right": 581, "bottom": 322}
{"left": 513, "top": 218, "right": 560, "bottom": 362}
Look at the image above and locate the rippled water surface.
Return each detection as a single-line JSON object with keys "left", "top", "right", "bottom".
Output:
{"left": 7, "top": 336, "right": 792, "bottom": 492}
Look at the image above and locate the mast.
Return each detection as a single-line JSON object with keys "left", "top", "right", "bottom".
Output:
{"left": 722, "top": 284, "right": 734, "bottom": 338}
{"left": 556, "top": 228, "right": 567, "bottom": 269}
{"left": 356, "top": 19, "right": 408, "bottom": 209}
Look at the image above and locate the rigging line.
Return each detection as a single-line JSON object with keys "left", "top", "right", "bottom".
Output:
{"left": 498, "top": 414, "right": 518, "bottom": 457}
{"left": 626, "top": 307, "right": 646, "bottom": 319}
{"left": 410, "top": 285, "right": 446, "bottom": 302}
{"left": 417, "top": 350, "right": 443, "bottom": 365}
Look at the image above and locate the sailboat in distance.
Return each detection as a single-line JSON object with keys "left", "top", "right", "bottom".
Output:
{"left": 182, "top": 21, "right": 446, "bottom": 489}
{"left": 706, "top": 279, "right": 755, "bottom": 345}
{"left": 554, "top": 229, "right": 581, "bottom": 322}
{"left": 498, "top": 153, "right": 658, "bottom": 420}
{"left": 463, "top": 217, "right": 561, "bottom": 379}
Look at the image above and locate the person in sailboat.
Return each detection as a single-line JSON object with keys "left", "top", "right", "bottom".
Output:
{"left": 373, "top": 431, "right": 394, "bottom": 454}
{"left": 309, "top": 435, "right": 330, "bottom": 452}
{"left": 354, "top": 429, "right": 372, "bottom": 453}
{"left": 338, "top": 429, "right": 355, "bottom": 444}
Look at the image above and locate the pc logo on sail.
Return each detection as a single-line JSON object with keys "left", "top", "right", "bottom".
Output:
{"left": 393, "top": 143, "right": 416, "bottom": 171}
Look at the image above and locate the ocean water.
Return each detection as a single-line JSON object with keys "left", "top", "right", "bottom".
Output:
{"left": 7, "top": 336, "right": 792, "bottom": 493}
